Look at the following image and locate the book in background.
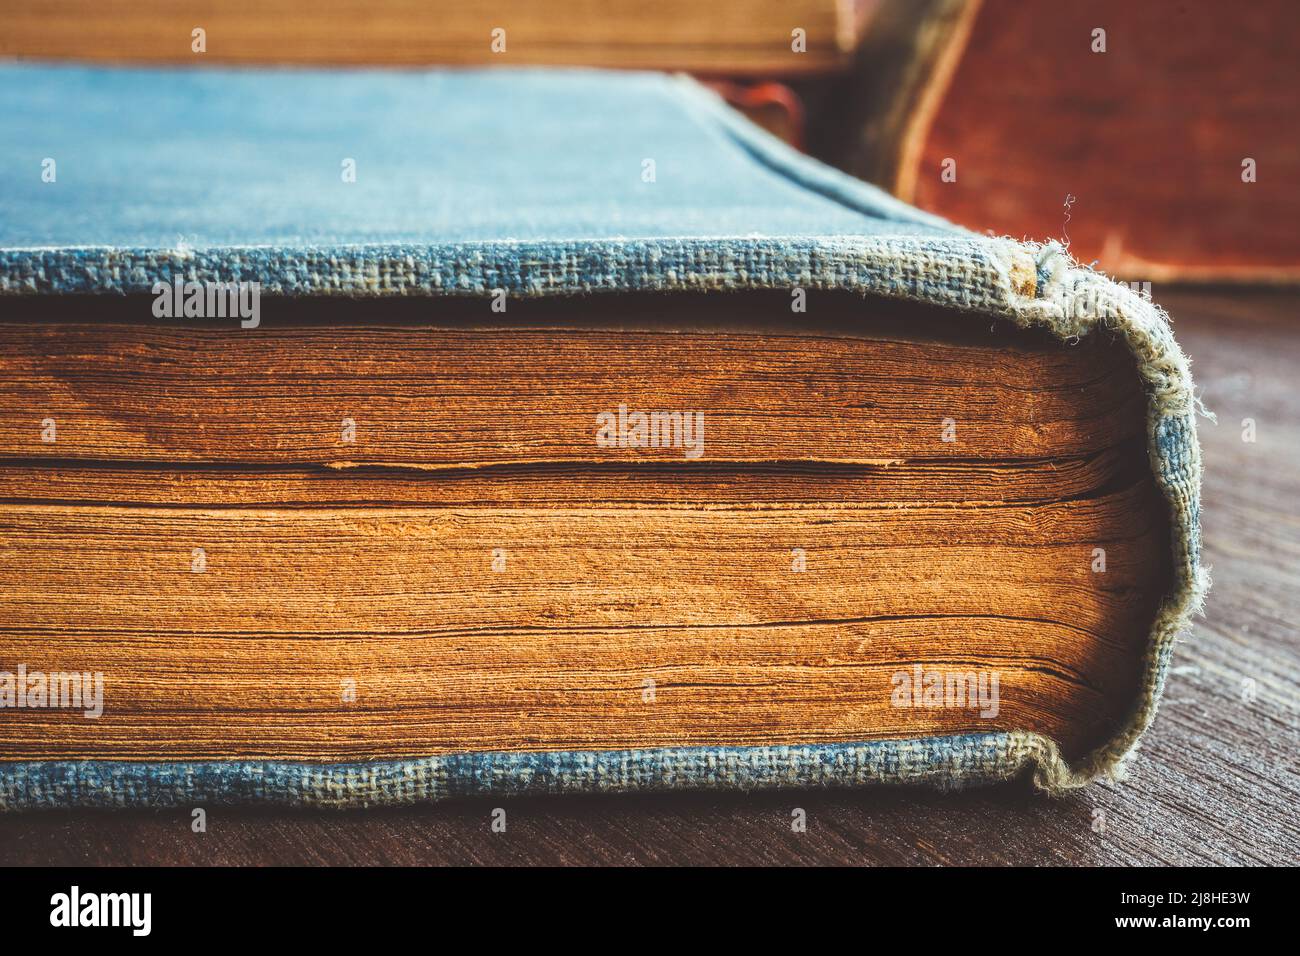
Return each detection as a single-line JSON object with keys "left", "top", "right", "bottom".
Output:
{"left": 816, "top": 0, "right": 1300, "bottom": 282}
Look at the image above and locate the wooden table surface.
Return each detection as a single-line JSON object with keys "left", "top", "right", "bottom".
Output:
{"left": 2, "top": 287, "right": 1296, "bottom": 866}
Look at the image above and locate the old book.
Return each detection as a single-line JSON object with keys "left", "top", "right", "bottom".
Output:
{"left": 822, "top": 0, "right": 1300, "bottom": 281}
{"left": 0, "top": 64, "right": 1204, "bottom": 808}
{"left": 0, "top": 0, "right": 867, "bottom": 75}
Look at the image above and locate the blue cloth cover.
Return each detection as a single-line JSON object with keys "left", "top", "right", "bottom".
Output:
{"left": 0, "top": 64, "right": 1205, "bottom": 806}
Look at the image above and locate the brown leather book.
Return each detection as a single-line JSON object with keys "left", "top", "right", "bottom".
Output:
{"left": 0, "top": 0, "right": 866, "bottom": 75}
{"left": 825, "top": 0, "right": 1300, "bottom": 281}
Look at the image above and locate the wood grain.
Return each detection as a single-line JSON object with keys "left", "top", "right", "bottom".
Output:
{"left": 851, "top": 0, "right": 1300, "bottom": 280}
